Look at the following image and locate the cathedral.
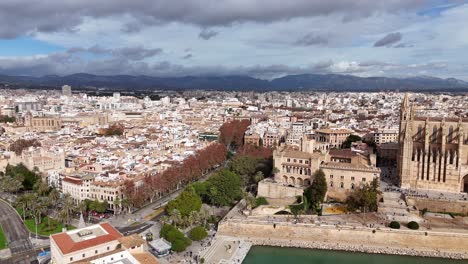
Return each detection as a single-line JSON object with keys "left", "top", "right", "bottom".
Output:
{"left": 398, "top": 94, "right": 468, "bottom": 193}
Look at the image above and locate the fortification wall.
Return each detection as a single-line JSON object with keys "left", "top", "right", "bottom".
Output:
{"left": 218, "top": 220, "right": 468, "bottom": 258}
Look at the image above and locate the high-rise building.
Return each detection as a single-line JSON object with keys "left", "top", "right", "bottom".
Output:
{"left": 62, "top": 85, "right": 72, "bottom": 96}
{"left": 398, "top": 93, "right": 468, "bottom": 193}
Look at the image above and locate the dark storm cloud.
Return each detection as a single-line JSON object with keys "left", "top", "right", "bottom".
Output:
{"left": 67, "top": 45, "right": 162, "bottom": 60}
{"left": 0, "top": 0, "right": 425, "bottom": 38}
{"left": 373, "top": 32, "right": 403, "bottom": 47}
{"left": 182, "top": 54, "right": 193, "bottom": 59}
{"left": 113, "top": 47, "right": 163, "bottom": 60}
{"left": 198, "top": 29, "right": 218, "bottom": 40}
{"left": 294, "top": 33, "right": 329, "bottom": 46}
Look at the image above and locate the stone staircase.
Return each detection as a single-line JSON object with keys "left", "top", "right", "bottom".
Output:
{"left": 379, "top": 192, "right": 422, "bottom": 223}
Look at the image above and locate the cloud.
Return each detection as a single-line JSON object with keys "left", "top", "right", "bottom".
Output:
{"left": 182, "top": 54, "right": 193, "bottom": 59}
{"left": 66, "top": 45, "right": 162, "bottom": 60}
{"left": 198, "top": 29, "right": 218, "bottom": 40}
{"left": 113, "top": 47, "right": 162, "bottom": 60}
{"left": 0, "top": 0, "right": 426, "bottom": 38}
{"left": 394, "top": 43, "right": 414, "bottom": 48}
{"left": 373, "top": 32, "right": 403, "bottom": 47}
{"left": 294, "top": 33, "right": 329, "bottom": 46}
{"left": 0, "top": 50, "right": 455, "bottom": 80}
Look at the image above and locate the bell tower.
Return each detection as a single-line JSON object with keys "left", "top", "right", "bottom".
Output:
{"left": 398, "top": 93, "right": 414, "bottom": 189}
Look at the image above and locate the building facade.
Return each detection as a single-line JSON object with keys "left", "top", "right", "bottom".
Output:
{"left": 398, "top": 94, "right": 468, "bottom": 193}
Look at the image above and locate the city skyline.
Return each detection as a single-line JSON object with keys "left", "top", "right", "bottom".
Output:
{"left": 0, "top": 0, "right": 467, "bottom": 80}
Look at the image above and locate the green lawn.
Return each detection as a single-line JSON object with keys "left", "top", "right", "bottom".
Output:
{"left": 0, "top": 225, "right": 6, "bottom": 249}
{"left": 24, "top": 216, "right": 75, "bottom": 236}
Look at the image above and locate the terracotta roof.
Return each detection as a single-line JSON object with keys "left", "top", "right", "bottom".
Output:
{"left": 51, "top": 223, "right": 123, "bottom": 255}
{"left": 118, "top": 234, "right": 146, "bottom": 249}
{"left": 131, "top": 252, "right": 160, "bottom": 264}
{"left": 62, "top": 176, "right": 83, "bottom": 185}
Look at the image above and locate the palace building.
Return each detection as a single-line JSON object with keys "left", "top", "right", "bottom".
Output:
{"left": 398, "top": 94, "right": 468, "bottom": 193}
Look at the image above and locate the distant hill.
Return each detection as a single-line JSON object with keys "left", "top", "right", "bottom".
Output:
{"left": 0, "top": 73, "right": 467, "bottom": 92}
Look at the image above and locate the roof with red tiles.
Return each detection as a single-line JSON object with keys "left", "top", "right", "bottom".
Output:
{"left": 50, "top": 223, "right": 123, "bottom": 255}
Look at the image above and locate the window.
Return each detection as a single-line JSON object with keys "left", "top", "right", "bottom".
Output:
{"left": 340, "top": 176, "right": 344, "bottom": 180}
{"left": 362, "top": 178, "right": 366, "bottom": 182}
{"left": 305, "top": 160, "right": 309, "bottom": 164}
{"left": 95, "top": 250, "right": 98, "bottom": 254}
{"left": 351, "top": 183, "right": 355, "bottom": 190}
{"left": 330, "top": 175, "right": 334, "bottom": 179}
{"left": 294, "top": 159, "right": 297, "bottom": 162}
{"left": 107, "top": 246, "right": 110, "bottom": 250}
{"left": 351, "top": 177, "right": 355, "bottom": 181}
{"left": 299, "top": 160, "right": 303, "bottom": 164}
{"left": 287, "top": 158, "right": 290, "bottom": 162}
{"left": 70, "top": 257, "right": 73, "bottom": 261}
{"left": 340, "top": 182, "right": 344, "bottom": 188}
{"left": 82, "top": 254, "right": 85, "bottom": 258}
{"left": 330, "top": 182, "right": 334, "bottom": 187}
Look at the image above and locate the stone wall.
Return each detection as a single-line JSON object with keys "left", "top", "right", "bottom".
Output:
{"left": 407, "top": 197, "right": 468, "bottom": 215}
{"left": 257, "top": 180, "right": 303, "bottom": 199}
{"left": 218, "top": 220, "right": 468, "bottom": 257}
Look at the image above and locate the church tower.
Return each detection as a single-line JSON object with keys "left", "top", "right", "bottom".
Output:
{"left": 398, "top": 93, "right": 413, "bottom": 188}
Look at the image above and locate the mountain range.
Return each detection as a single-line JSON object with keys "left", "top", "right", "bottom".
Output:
{"left": 0, "top": 73, "right": 467, "bottom": 92}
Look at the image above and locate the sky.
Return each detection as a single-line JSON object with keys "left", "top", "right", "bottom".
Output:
{"left": 0, "top": 0, "right": 467, "bottom": 80}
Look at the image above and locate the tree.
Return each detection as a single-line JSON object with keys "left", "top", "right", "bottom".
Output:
{"left": 198, "top": 169, "right": 243, "bottom": 206}
{"left": 342, "top": 135, "right": 362, "bottom": 148}
{"left": 34, "top": 180, "right": 50, "bottom": 196}
{"left": 15, "top": 194, "right": 33, "bottom": 221}
{"left": 345, "top": 178, "right": 380, "bottom": 212}
{"left": 189, "top": 226, "right": 208, "bottom": 241}
{"left": 48, "top": 188, "right": 60, "bottom": 209}
{"left": 9, "top": 139, "right": 41, "bottom": 155}
{"left": 160, "top": 224, "right": 192, "bottom": 252}
{"left": 58, "top": 194, "right": 76, "bottom": 226}
{"left": 407, "top": 221, "right": 419, "bottom": 230}
{"left": 219, "top": 119, "right": 251, "bottom": 150}
{"left": 0, "top": 177, "right": 23, "bottom": 193}
{"left": 389, "top": 221, "right": 400, "bottom": 229}
{"left": 166, "top": 188, "right": 202, "bottom": 217}
{"left": 113, "top": 197, "right": 121, "bottom": 214}
{"left": 304, "top": 169, "right": 328, "bottom": 212}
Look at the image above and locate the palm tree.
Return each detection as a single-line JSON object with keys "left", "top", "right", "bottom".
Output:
{"left": 188, "top": 211, "right": 200, "bottom": 227}
{"left": 48, "top": 188, "right": 60, "bottom": 209}
{"left": 59, "top": 194, "right": 76, "bottom": 227}
{"left": 113, "top": 197, "right": 121, "bottom": 215}
{"left": 34, "top": 180, "right": 50, "bottom": 196}
{"left": 15, "top": 194, "right": 33, "bottom": 221}
{"left": 32, "top": 200, "right": 47, "bottom": 238}
{"left": 169, "top": 209, "right": 182, "bottom": 226}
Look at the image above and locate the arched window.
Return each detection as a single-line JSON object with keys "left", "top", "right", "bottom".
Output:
{"left": 330, "top": 182, "right": 334, "bottom": 188}
{"left": 432, "top": 126, "right": 437, "bottom": 142}
{"left": 351, "top": 183, "right": 355, "bottom": 190}
{"left": 340, "top": 182, "right": 344, "bottom": 188}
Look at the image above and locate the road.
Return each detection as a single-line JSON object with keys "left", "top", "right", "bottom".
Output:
{"left": 0, "top": 200, "right": 38, "bottom": 264}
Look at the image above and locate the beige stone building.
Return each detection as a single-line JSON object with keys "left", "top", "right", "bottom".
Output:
{"left": 244, "top": 132, "right": 261, "bottom": 146}
{"left": 314, "top": 128, "right": 353, "bottom": 149}
{"left": 398, "top": 94, "right": 468, "bottom": 193}
{"left": 262, "top": 142, "right": 380, "bottom": 201}
{"left": 372, "top": 129, "right": 399, "bottom": 145}
{"left": 24, "top": 112, "right": 62, "bottom": 132}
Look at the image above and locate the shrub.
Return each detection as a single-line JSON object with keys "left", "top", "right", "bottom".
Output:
{"left": 255, "top": 197, "right": 268, "bottom": 207}
{"left": 389, "top": 221, "right": 400, "bottom": 229}
{"left": 160, "top": 224, "right": 191, "bottom": 252}
{"left": 407, "top": 221, "right": 419, "bottom": 230}
{"left": 189, "top": 226, "right": 208, "bottom": 241}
